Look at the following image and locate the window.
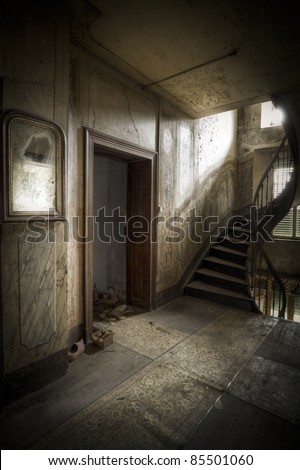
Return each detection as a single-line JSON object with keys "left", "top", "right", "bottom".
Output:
{"left": 272, "top": 155, "right": 297, "bottom": 239}
{"left": 273, "top": 205, "right": 300, "bottom": 239}
{"left": 273, "top": 162, "right": 293, "bottom": 198}
{"left": 261, "top": 101, "right": 283, "bottom": 128}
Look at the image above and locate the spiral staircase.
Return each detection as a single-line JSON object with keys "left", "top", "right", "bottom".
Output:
{"left": 185, "top": 100, "right": 299, "bottom": 319}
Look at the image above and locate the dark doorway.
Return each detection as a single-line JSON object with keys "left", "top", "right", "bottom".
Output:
{"left": 84, "top": 128, "right": 157, "bottom": 341}
{"left": 93, "top": 156, "right": 127, "bottom": 304}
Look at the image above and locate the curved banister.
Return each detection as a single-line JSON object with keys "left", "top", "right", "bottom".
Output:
{"left": 249, "top": 134, "right": 296, "bottom": 318}
{"left": 253, "top": 136, "right": 287, "bottom": 208}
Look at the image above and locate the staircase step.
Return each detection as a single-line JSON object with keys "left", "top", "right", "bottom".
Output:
{"left": 185, "top": 280, "right": 254, "bottom": 311}
{"left": 194, "top": 268, "right": 248, "bottom": 293}
{"left": 203, "top": 256, "right": 247, "bottom": 279}
{"left": 210, "top": 244, "right": 248, "bottom": 265}
{"left": 227, "top": 233, "right": 251, "bottom": 242}
{"left": 215, "top": 236, "right": 250, "bottom": 253}
{"left": 228, "top": 225, "right": 251, "bottom": 235}
{"left": 203, "top": 256, "right": 247, "bottom": 271}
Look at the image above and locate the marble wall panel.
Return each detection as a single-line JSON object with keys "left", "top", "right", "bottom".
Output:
{"left": 2, "top": 224, "right": 68, "bottom": 374}
{"left": 2, "top": 4, "right": 69, "bottom": 128}
{"left": 87, "top": 66, "right": 157, "bottom": 150}
{"left": 67, "top": 47, "right": 159, "bottom": 330}
{"left": 67, "top": 55, "right": 83, "bottom": 330}
{"left": 19, "top": 232, "right": 56, "bottom": 350}
{"left": 1, "top": 3, "right": 69, "bottom": 375}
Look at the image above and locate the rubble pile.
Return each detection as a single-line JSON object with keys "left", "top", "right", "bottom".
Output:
{"left": 93, "top": 286, "right": 134, "bottom": 323}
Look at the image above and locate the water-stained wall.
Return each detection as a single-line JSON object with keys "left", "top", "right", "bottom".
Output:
{"left": 1, "top": 0, "right": 238, "bottom": 399}
{"left": 71, "top": 60, "right": 238, "bottom": 308}
{"left": 157, "top": 103, "right": 237, "bottom": 298}
{"left": 0, "top": 2, "right": 70, "bottom": 397}
{"left": 68, "top": 46, "right": 159, "bottom": 335}
{"left": 236, "top": 103, "right": 285, "bottom": 209}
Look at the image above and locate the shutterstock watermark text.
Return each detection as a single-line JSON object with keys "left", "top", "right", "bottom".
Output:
{"left": 24, "top": 206, "right": 275, "bottom": 244}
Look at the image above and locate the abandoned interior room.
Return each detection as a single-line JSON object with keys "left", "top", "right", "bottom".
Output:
{"left": 1, "top": 0, "right": 300, "bottom": 450}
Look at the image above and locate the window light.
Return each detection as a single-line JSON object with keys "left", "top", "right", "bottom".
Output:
{"left": 261, "top": 101, "right": 283, "bottom": 128}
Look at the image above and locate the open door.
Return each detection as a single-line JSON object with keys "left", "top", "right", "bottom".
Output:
{"left": 127, "top": 160, "right": 152, "bottom": 309}
{"left": 84, "top": 128, "right": 157, "bottom": 340}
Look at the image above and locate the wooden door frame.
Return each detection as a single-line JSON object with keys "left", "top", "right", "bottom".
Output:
{"left": 83, "top": 127, "right": 158, "bottom": 342}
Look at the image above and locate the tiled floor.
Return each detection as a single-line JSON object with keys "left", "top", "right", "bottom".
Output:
{"left": 1, "top": 296, "right": 300, "bottom": 449}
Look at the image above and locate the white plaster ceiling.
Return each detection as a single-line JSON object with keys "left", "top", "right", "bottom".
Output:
{"left": 62, "top": 0, "right": 300, "bottom": 118}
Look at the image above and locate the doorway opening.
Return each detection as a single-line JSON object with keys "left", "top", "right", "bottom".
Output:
{"left": 83, "top": 128, "right": 157, "bottom": 342}
{"left": 93, "top": 155, "right": 128, "bottom": 322}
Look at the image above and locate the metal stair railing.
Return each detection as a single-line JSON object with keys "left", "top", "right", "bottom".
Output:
{"left": 249, "top": 136, "right": 296, "bottom": 318}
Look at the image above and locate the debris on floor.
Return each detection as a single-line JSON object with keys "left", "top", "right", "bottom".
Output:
{"left": 92, "top": 329, "right": 114, "bottom": 350}
{"left": 93, "top": 285, "right": 135, "bottom": 323}
{"left": 93, "top": 321, "right": 110, "bottom": 332}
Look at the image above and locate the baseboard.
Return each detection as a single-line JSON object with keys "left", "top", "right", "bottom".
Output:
{"left": 4, "top": 348, "right": 68, "bottom": 405}
{"left": 155, "top": 285, "right": 182, "bottom": 307}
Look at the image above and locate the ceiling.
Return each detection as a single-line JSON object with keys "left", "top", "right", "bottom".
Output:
{"left": 60, "top": 0, "right": 300, "bottom": 118}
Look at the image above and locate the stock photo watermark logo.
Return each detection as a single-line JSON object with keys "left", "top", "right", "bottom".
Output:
{"left": 24, "top": 206, "right": 275, "bottom": 244}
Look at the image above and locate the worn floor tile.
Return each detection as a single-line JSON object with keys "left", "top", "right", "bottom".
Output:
{"left": 256, "top": 319, "right": 300, "bottom": 370}
{"left": 165, "top": 308, "right": 275, "bottom": 390}
{"left": 228, "top": 356, "right": 300, "bottom": 425}
{"left": 183, "top": 393, "right": 300, "bottom": 450}
{"left": 31, "top": 362, "right": 219, "bottom": 450}
{"left": 0, "top": 343, "right": 151, "bottom": 450}
{"left": 3, "top": 296, "right": 299, "bottom": 452}
{"left": 111, "top": 316, "right": 188, "bottom": 359}
{"left": 141, "top": 296, "right": 227, "bottom": 334}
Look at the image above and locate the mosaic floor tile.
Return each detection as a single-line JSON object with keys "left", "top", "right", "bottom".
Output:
{"left": 31, "top": 361, "right": 219, "bottom": 450}
{"left": 165, "top": 308, "right": 275, "bottom": 390}
{"left": 111, "top": 316, "right": 188, "bottom": 359}
{"left": 141, "top": 296, "right": 227, "bottom": 334}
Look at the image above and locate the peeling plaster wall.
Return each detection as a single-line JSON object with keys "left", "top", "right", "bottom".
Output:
{"left": 69, "top": 48, "right": 238, "bottom": 319}
{"left": 1, "top": 0, "right": 239, "bottom": 390}
{"left": 0, "top": 2, "right": 69, "bottom": 383}
{"left": 68, "top": 47, "right": 158, "bottom": 331}
{"left": 236, "top": 103, "right": 285, "bottom": 209}
{"left": 157, "top": 104, "right": 238, "bottom": 296}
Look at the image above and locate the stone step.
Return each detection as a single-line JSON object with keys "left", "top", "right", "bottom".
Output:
{"left": 210, "top": 244, "right": 248, "bottom": 265}
{"left": 194, "top": 268, "right": 248, "bottom": 294}
{"left": 185, "top": 280, "right": 254, "bottom": 311}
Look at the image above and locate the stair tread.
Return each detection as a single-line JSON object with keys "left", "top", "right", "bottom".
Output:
{"left": 204, "top": 256, "right": 247, "bottom": 270}
{"left": 223, "top": 235, "right": 250, "bottom": 244}
{"left": 195, "top": 268, "right": 247, "bottom": 284}
{"left": 186, "top": 280, "right": 253, "bottom": 301}
{"left": 211, "top": 244, "right": 248, "bottom": 257}
{"left": 228, "top": 226, "right": 251, "bottom": 234}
